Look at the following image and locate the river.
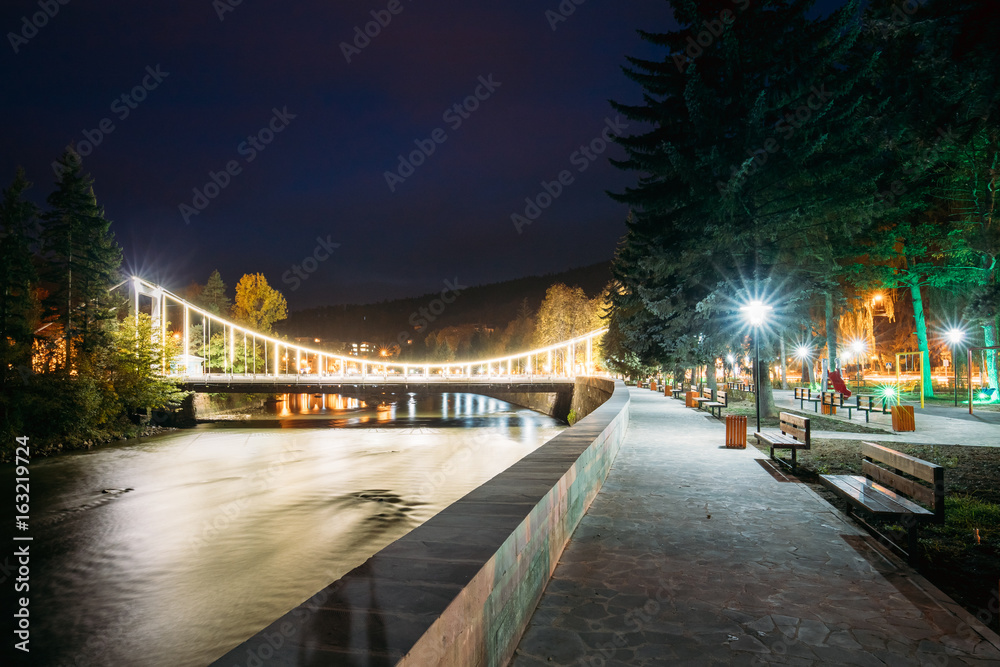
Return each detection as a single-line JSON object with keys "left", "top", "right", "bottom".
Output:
{"left": 2, "top": 392, "right": 563, "bottom": 666}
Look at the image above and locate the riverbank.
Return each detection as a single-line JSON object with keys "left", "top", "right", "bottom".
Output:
{"left": 1, "top": 422, "right": 178, "bottom": 463}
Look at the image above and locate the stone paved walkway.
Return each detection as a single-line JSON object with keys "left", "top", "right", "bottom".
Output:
{"left": 511, "top": 389, "right": 1000, "bottom": 666}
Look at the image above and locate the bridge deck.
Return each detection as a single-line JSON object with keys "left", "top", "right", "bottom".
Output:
{"left": 177, "top": 374, "right": 576, "bottom": 394}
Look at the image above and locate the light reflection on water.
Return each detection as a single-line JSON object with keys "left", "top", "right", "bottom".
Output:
{"left": 2, "top": 393, "right": 562, "bottom": 667}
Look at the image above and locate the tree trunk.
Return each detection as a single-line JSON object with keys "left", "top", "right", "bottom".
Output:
{"left": 908, "top": 275, "right": 935, "bottom": 398}
{"left": 707, "top": 361, "right": 717, "bottom": 392}
{"left": 759, "top": 358, "right": 777, "bottom": 418}
{"left": 984, "top": 320, "right": 999, "bottom": 390}
{"left": 801, "top": 354, "right": 813, "bottom": 384}
{"left": 825, "top": 291, "right": 838, "bottom": 371}
{"left": 779, "top": 336, "right": 788, "bottom": 389}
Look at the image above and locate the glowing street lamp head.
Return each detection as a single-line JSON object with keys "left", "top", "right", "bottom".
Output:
{"left": 795, "top": 345, "right": 811, "bottom": 360}
{"left": 873, "top": 293, "right": 883, "bottom": 303}
{"left": 740, "top": 300, "right": 772, "bottom": 327}
{"left": 945, "top": 328, "right": 966, "bottom": 345}
{"left": 726, "top": 354, "right": 736, "bottom": 364}
{"left": 851, "top": 340, "right": 865, "bottom": 354}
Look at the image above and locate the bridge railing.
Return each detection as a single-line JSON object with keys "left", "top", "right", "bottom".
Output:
{"left": 133, "top": 276, "right": 607, "bottom": 379}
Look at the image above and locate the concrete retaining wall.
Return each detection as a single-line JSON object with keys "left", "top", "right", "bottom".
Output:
{"left": 481, "top": 376, "right": 617, "bottom": 423}
{"left": 212, "top": 378, "right": 629, "bottom": 667}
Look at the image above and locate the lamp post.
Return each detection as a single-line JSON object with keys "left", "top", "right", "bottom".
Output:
{"left": 851, "top": 340, "right": 865, "bottom": 386}
{"left": 741, "top": 300, "right": 773, "bottom": 433}
{"left": 795, "top": 345, "right": 811, "bottom": 385}
{"left": 946, "top": 328, "right": 965, "bottom": 407}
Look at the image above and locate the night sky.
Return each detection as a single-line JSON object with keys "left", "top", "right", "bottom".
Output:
{"left": 1, "top": 0, "right": 683, "bottom": 308}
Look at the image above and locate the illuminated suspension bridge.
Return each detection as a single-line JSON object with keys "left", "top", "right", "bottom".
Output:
{"left": 131, "top": 277, "right": 607, "bottom": 391}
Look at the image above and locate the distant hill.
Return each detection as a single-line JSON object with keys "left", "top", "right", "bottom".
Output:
{"left": 276, "top": 261, "right": 611, "bottom": 346}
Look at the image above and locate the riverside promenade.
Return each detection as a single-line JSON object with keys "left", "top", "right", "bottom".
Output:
{"left": 512, "top": 389, "right": 1000, "bottom": 666}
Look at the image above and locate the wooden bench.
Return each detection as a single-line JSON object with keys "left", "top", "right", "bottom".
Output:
{"left": 690, "top": 388, "right": 713, "bottom": 410}
{"left": 820, "top": 442, "right": 944, "bottom": 561}
{"left": 754, "top": 412, "right": 810, "bottom": 469}
{"left": 671, "top": 384, "right": 685, "bottom": 399}
{"left": 703, "top": 390, "right": 728, "bottom": 418}
{"left": 854, "top": 395, "right": 890, "bottom": 422}
{"left": 794, "top": 387, "right": 812, "bottom": 410}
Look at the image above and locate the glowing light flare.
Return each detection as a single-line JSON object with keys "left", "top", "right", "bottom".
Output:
{"left": 740, "top": 300, "right": 773, "bottom": 327}
{"left": 945, "top": 328, "right": 966, "bottom": 345}
{"left": 795, "top": 345, "right": 811, "bottom": 360}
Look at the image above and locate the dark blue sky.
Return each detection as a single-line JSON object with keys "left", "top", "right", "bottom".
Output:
{"left": 2, "top": 0, "right": 682, "bottom": 307}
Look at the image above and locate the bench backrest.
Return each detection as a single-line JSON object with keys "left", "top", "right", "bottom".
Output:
{"left": 716, "top": 390, "right": 727, "bottom": 406}
{"left": 821, "top": 392, "right": 844, "bottom": 406}
{"left": 702, "top": 389, "right": 714, "bottom": 401}
{"left": 856, "top": 395, "right": 889, "bottom": 412}
{"left": 861, "top": 442, "right": 944, "bottom": 522}
{"left": 794, "top": 387, "right": 810, "bottom": 400}
{"left": 778, "top": 412, "right": 810, "bottom": 443}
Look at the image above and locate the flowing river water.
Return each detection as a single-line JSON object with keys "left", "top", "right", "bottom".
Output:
{"left": 2, "top": 392, "right": 564, "bottom": 666}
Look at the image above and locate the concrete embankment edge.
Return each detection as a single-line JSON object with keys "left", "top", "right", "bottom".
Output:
{"left": 211, "top": 378, "right": 630, "bottom": 666}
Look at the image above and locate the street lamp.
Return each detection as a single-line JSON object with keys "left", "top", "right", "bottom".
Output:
{"left": 945, "top": 328, "right": 966, "bottom": 407}
{"left": 851, "top": 340, "right": 865, "bottom": 384}
{"left": 741, "top": 300, "right": 773, "bottom": 433}
{"left": 795, "top": 345, "right": 811, "bottom": 384}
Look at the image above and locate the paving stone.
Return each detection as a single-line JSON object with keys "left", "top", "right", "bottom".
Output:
{"left": 516, "top": 626, "right": 587, "bottom": 664}
{"left": 512, "top": 390, "right": 1000, "bottom": 666}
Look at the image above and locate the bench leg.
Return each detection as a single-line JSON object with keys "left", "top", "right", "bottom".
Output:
{"left": 791, "top": 447, "right": 797, "bottom": 470}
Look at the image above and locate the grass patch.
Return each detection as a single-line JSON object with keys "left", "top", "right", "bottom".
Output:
{"left": 750, "top": 436, "right": 1000, "bottom": 632}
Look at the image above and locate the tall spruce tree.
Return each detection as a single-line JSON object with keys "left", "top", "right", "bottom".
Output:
{"left": 608, "top": 0, "right": 879, "bottom": 413}
{"left": 201, "top": 270, "right": 231, "bottom": 316}
{"left": 41, "top": 150, "right": 123, "bottom": 372}
{"left": 0, "top": 168, "right": 40, "bottom": 388}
